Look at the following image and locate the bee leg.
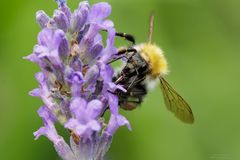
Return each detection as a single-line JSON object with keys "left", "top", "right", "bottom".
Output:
{"left": 102, "top": 30, "right": 135, "bottom": 44}
{"left": 115, "top": 32, "right": 135, "bottom": 44}
{"left": 127, "top": 88, "right": 146, "bottom": 104}
{"left": 114, "top": 75, "right": 124, "bottom": 84}
{"left": 107, "top": 56, "right": 125, "bottom": 64}
{"left": 126, "top": 57, "right": 140, "bottom": 89}
{"left": 125, "top": 99, "right": 142, "bottom": 104}
{"left": 107, "top": 48, "right": 137, "bottom": 64}
{"left": 120, "top": 91, "right": 145, "bottom": 110}
{"left": 127, "top": 73, "right": 138, "bottom": 90}
{"left": 117, "top": 48, "right": 137, "bottom": 55}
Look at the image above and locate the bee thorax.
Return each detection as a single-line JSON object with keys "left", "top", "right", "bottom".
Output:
{"left": 135, "top": 43, "right": 168, "bottom": 78}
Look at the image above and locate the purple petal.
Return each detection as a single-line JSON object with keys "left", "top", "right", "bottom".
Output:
{"left": 23, "top": 52, "right": 38, "bottom": 62}
{"left": 99, "top": 28, "right": 117, "bottom": 63}
{"left": 105, "top": 114, "right": 131, "bottom": 136}
{"left": 38, "top": 105, "right": 56, "bottom": 123}
{"left": 34, "top": 73, "right": 57, "bottom": 110}
{"left": 101, "top": 20, "right": 114, "bottom": 29}
{"left": 34, "top": 106, "right": 75, "bottom": 160}
{"left": 81, "top": 34, "right": 103, "bottom": 64}
{"left": 45, "top": 50, "right": 63, "bottom": 69}
{"left": 38, "top": 28, "right": 54, "bottom": 47}
{"left": 64, "top": 118, "right": 101, "bottom": 137}
{"left": 88, "top": 120, "right": 101, "bottom": 131}
{"left": 98, "top": 62, "right": 114, "bottom": 83}
{"left": 84, "top": 24, "right": 100, "bottom": 42}
{"left": 84, "top": 65, "right": 99, "bottom": 81}
{"left": 26, "top": 46, "right": 53, "bottom": 71}
{"left": 96, "top": 133, "right": 112, "bottom": 159}
{"left": 64, "top": 66, "right": 74, "bottom": 83}
{"left": 58, "top": 36, "right": 69, "bottom": 58}
{"left": 55, "top": 0, "right": 66, "bottom": 7}
{"left": 107, "top": 93, "right": 118, "bottom": 115}
{"left": 76, "top": 24, "right": 90, "bottom": 43}
{"left": 93, "top": 33, "right": 103, "bottom": 45}
{"left": 35, "top": 72, "right": 45, "bottom": 87}
{"left": 64, "top": 119, "right": 81, "bottom": 132}
{"left": 88, "top": 2, "right": 111, "bottom": 23}
{"left": 70, "top": 71, "right": 84, "bottom": 97}
{"left": 29, "top": 88, "right": 41, "bottom": 97}
{"left": 70, "top": 56, "right": 82, "bottom": 71}
{"left": 86, "top": 100, "right": 103, "bottom": 119}
{"left": 71, "top": 10, "right": 85, "bottom": 33}
{"left": 83, "top": 65, "right": 99, "bottom": 90}
{"left": 79, "top": 24, "right": 101, "bottom": 58}
{"left": 78, "top": 1, "right": 90, "bottom": 11}
{"left": 36, "top": 10, "right": 50, "bottom": 28}
{"left": 106, "top": 28, "right": 116, "bottom": 51}
{"left": 37, "top": 29, "right": 67, "bottom": 69}
{"left": 38, "top": 28, "right": 64, "bottom": 50}
{"left": 71, "top": 2, "right": 89, "bottom": 32}
{"left": 33, "top": 106, "right": 57, "bottom": 141}
{"left": 53, "top": 10, "right": 70, "bottom": 32}
{"left": 70, "top": 97, "right": 87, "bottom": 119}
{"left": 70, "top": 135, "right": 94, "bottom": 160}
{"left": 59, "top": 3, "right": 71, "bottom": 23}
{"left": 52, "top": 29, "right": 66, "bottom": 49}
{"left": 34, "top": 45, "right": 48, "bottom": 54}
{"left": 87, "top": 44, "right": 103, "bottom": 64}
{"left": 54, "top": 140, "right": 76, "bottom": 160}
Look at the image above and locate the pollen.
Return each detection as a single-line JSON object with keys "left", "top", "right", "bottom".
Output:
{"left": 137, "top": 43, "right": 168, "bottom": 78}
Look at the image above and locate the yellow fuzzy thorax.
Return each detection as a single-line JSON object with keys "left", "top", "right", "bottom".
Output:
{"left": 136, "top": 43, "right": 168, "bottom": 78}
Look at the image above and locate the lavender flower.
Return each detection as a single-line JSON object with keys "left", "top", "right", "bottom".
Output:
{"left": 25, "top": 1, "right": 131, "bottom": 160}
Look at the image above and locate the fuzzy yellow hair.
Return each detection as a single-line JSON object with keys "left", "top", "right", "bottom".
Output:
{"left": 135, "top": 43, "right": 168, "bottom": 78}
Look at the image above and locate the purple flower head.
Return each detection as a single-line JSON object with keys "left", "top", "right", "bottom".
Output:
{"left": 25, "top": 1, "right": 131, "bottom": 160}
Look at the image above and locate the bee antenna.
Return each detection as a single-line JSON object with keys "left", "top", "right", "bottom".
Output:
{"left": 148, "top": 12, "right": 155, "bottom": 44}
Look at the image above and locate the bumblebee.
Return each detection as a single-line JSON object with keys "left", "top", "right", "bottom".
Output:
{"left": 111, "top": 15, "right": 194, "bottom": 124}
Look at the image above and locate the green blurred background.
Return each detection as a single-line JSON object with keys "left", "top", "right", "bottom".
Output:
{"left": 1, "top": 0, "right": 240, "bottom": 159}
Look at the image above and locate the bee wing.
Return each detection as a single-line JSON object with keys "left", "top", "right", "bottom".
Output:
{"left": 159, "top": 77, "right": 194, "bottom": 124}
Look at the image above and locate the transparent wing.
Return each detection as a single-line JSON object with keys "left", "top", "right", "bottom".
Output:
{"left": 159, "top": 77, "right": 194, "bottom": 124}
